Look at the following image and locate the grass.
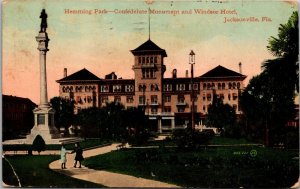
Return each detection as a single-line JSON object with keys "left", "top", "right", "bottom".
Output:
{"left": 3, "top": 138, "right": 110, "bottom": 151}
{"left": 83, "top": 147, "right": 299, "bottom": 188}
{"left": 3, "top": 155, "right": 105, "bottom": 187}
{"left": 209, "top": 136, "right": 256, "bottom": 145}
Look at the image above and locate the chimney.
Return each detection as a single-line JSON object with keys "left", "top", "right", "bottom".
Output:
{"left": 64, "top": 68, "right": 67, "bottom": 77}
{"left": 172, "top": 69, "right": 177, "bottom": 78}
{"left": 239, "top": 62, "right": 242, "bottom": 74}
{"left": 186, "top": 70, "right": 189, "bottom": 78}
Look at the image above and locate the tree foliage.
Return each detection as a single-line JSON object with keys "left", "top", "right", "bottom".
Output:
{"left": 50, "top": 97, "right": 74, "bottom": 133}
{"left": 206, "top": 92, "right": 236, "bottom": 135}
{"left": 240, "top": 12, "right": 298, "bottom": 146}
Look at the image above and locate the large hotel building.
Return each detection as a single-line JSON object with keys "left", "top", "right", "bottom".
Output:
{"left": 57, "top": 39, "right": 246, "bottom": 133}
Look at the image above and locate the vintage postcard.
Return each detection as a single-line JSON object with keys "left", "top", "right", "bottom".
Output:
{"left": 2, "top": 0, "right": 299, "bottom": 188}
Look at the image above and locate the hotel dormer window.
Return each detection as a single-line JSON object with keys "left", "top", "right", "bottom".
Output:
{"left": 207, "top": 83, "right": 211, "bottom": 90}
{"left": 125, "top": 85, "right": 134, "bottom": 92}
{"left": 237, "top": 82, "right": 241, "bottom": 89}
{"left": 176, "top": 84, "right": 185, "bottom": 91}
{"left": 203, "top": 83, "right": 207, "bottom": 90}
{"left": 222, "top": 83, "right": 225, "bottom": 89}
{"left": 229, "top": 83, "right": 232, "bottom": 89}
{"left": 212, "top": 83, "right": 215, "bottom": 90}
{"left": 113, "top": 85, "right": 122, "bottom": 92}
{"left": 233, "top": 82, "right": 237, "bottom": 89}
{"left": 100, "top": 85, "right": 109, "bottom": 92}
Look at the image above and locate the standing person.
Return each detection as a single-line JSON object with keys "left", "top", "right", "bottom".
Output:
{"left": 71, "top": 142, "right": 84, "bottom": 168}
{"left": 60, "top": 143, "right": 67, "bottom": 169}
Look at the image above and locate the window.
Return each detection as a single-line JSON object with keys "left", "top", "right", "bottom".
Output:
{"left": 142, "top": 57, "right": 145, "bottom": 64}
{"left": 114, "top": 96, "right": 121, "bottom": 103}
{"left": 142, "top": 70, "right": 145, "bottom": 78}
{"left": 151, "top": 95, "right": 158, "bottom": 104}
{"left": 237, "top": 82, "right": 241, "bottom": 89}
{"left": 178, "top": 107, "right": 185, "bottom": 113}
{"left": 100, "top": 85, "right": 109, "bottom": 92}
{"left": 203, "top": 83, "right": 207, "bottom": 90}
{"left": 233, "top": 82, "right": 237, "bottom": 89}
{"left": 102, "top": 96, "right": 108, "bottom": 103}
{"left": 178, "top": 95, "right": 185, "bottom": 103}
{"left": 87, "top": 96, "right": 92, "bottom": 103}
{"left": 218, "top": 83, "right": 221, "bottom": 90}
{"left": 203, "top": 105, "right": 206, "bottom": 112}
{"left": 163, "top": 84, "right": 172, "bottom": 91}
{"left": 138, "top": 57, "right": 142, "bottom": 64}
{"left": 76, "top": 96, "right": 82, "bottom": 104}
{"left": 126, "top": 96, "right": 134, "bottom": 103}
{"left": 207, "top": 94, "right": 212, "bottom": 101}
{"left": 139, "top": 95, "right": 145, "bottom": 105}
{"left": 164, "top": 106, "right": 171, "bottom": 112}
{"left": 233, "top": 93, "right": 238, "bottom": 100}
{"left": 151, "top": 84, "right": 159, "bottom": 91}
{"left": 207, "top": 83, "right": 211, "bottom": 90}
{"left": 151, "top": 107, "right": 158, "bottom": 113}
{"left": 229, "top": 83, "right": 232, "bottom": 89}
{"left": 228, "top": 94, "right": 231, "bottom": 101}
{"left": 203, "top": 95, "right": 206, "bottom": 101}
{"left": 222, "top": 83, "right": 225, "bottom": 90}
{"left": 189, "top": 83, "right": 198, "bottom": 90}
{"left": 164, "top": 95, "right": 171, "bottom": 102}
{"left": 125, "top": 85, "right": 134, "bottom": 92}
{"left": 212, "top": 83, "right": 215, "bottom": 90}
{"left": 150, "top": 57, "right": 154, "bottom": 63}
{"left": 154, "top": 57, "right": 157, "bottom": 63}
{"left": 176, "top": 84, "right": 185, "bottom": 91}
{"left": 113, "top": 85, "right": 122, "bottom": 92}
{"left": 138, "top": 84, "right": 146, "bottom": 92}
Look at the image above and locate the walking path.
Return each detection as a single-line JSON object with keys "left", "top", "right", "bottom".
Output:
{"left": 48, "top": 143, "right": 179, "bottom": 188}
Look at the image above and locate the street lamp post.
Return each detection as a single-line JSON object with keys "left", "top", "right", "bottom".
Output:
{"left": 189, "top": 50, "right": 195, "bottom": 130}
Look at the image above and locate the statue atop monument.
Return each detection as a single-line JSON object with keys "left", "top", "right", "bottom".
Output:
{"left": 39, "top": 9, "right": 47, "bottom": 32}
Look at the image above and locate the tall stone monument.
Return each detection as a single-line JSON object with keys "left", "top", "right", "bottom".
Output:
{"left": 26, "top": 9, "right": 59, "bottom": 143}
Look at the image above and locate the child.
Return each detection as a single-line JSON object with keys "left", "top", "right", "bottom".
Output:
{"left": 60, "top": 143, "right": 67, "bottom": 169}
{"left": 71, "top": 142, "right": 84, "bottom": 168}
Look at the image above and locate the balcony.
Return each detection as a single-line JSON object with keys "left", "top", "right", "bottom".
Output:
{"left": 141, "top": 63, "right": 155, "bottom": 68}
{"left": 150, "top": 101, "right": 159, "bottom": 106}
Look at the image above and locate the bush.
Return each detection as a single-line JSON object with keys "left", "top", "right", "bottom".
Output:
{"left": 32, "top": 135, "right": 46, "bottom": 155}
{"left": 171, "top": 128, "right": 214, "bottom": 149}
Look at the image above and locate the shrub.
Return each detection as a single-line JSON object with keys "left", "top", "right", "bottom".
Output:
{"left": 32, "top": 135, "right": 46, "bottom": 155}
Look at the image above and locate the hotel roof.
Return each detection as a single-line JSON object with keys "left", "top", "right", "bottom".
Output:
{"left": 56, "top": 68, "right": 101, "bottom": 82}
{"left": 131, "top": 39, "right": 167, "bottom": 57}
{"left": 199, "top": 65, "right": 246, "bottom": 79}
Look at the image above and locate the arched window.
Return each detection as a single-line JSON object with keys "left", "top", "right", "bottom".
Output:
{"left": 233, "top": 82, "right": 237, "bottom": 89}
{"left": 146, "top": 57, "right": 149, "bottom": 63}
{"left": 207, "top": 83, "right": 211, "bottom": 90}
{"left": 150, "top": 57, "right": 154, "bottom": 64}
{"left": 203, "top": 83, "right": 207, "bottom": 90}
{"left": 154, "top": 57, "right": 157, "bottom": 63}
{"left": 229, "top": 83, "right": 232, "bottom": 89}
{"left": 222, "top": 83, "right": 225, "bottom": 89}
{"left": 138, "top": 57, "right": 142, "bottom": 64}
{"left": 237, "top": 82, "right": 241, "bottom": 89}
{"left": 142, "top": 57, "right": 145, "bottom": 64}
{"left": 218, "top": 83, "right": 221, "bottom": 90}
{"left": 212, "top": 83, "right": 215, "bottom": 90}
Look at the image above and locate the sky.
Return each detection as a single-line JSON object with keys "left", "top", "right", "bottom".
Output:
{"left": 2, "top": 0, "right": 298, "bottom": 104}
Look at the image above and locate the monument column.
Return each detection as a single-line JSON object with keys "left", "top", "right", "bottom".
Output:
{"left": 26, "top": 9, "right": 59, "bottom": 144}
{"left": 36, "top": 32, "right": 50, "bottom": 107}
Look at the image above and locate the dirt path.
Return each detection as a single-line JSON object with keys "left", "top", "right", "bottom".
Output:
{"left": 49, "top": 144, "right": 179, "bottom": 188}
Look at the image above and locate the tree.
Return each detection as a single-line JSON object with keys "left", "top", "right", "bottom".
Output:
{"left": 240, "top": 12, "right": 298, "bottom": 146}
{"left": 206, "top": 91, "right": 236, "bottom": 136}
{"left": 50, "top": 97, "right": 74, "bottom": 134}
{"left": 32, "top": 135, "right": 46, "bottom": 155}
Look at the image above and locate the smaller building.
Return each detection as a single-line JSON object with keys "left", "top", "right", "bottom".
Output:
{"left": 3, "top": 95, "right": 37, "bottom": 140}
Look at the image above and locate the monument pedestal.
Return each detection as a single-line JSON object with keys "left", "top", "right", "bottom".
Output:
{"left": 26, "top": 106, "right": 60, "bottom": 144}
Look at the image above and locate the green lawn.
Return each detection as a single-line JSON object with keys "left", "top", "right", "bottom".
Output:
{"left": 209, "top": 136, "right": 257, "bottom": 145}
{"left": 83, "top": 147, "right": 299, "bottom": 188}
{"left": 3, "top": 155, "right": 105, "bottom": 187}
